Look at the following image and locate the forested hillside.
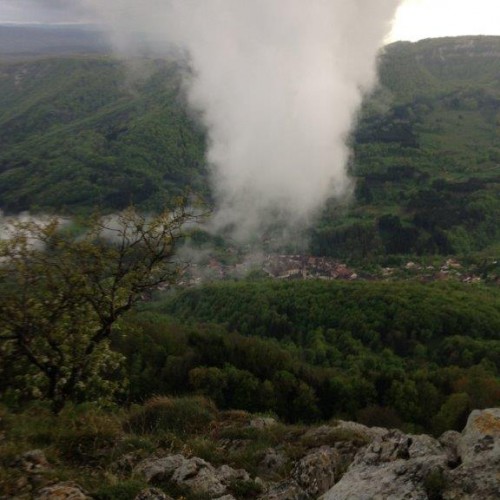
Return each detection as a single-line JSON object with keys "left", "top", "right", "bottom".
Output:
{"left": 0, "top": 34, "right": 499, "bottom": 259}
{"left": 0, "top": 56, "right": 207, "bottom": 212}
{"left": 104, "top": 280, "right": 500, "bottom": 434}
{"left": 312, "top": 36, "right": 500, "bottom": 259}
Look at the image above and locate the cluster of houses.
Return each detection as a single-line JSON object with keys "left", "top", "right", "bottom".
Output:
{"left": 179, "top": 253, "right": 359, "bottom": 285}
{"left": 178, "top": 254, "right": 496, "bottom": 287}
{"left": 262, "top": 254, "right": 358, "bottom": 280}
{"left": 383, "top": 258, "right": 485, "bottom": 284}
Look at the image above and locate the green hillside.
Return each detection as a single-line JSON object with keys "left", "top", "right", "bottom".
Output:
{"left": 313, "top": 36, "right": 500, "bottom": 259}
{"left": 113, "top": 279, "right": 500, "bottom": 431}
{"left": 0, "top": 56, "right": 207, "bottom": 213}
{"left": 0, "top": 35, "right": 499, "bottom": 258}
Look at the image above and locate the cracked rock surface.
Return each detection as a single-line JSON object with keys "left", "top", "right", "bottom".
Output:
{"left": 321, "top": 408, "right": 500, "bottom": 500}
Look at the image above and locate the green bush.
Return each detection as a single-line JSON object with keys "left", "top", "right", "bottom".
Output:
{"left": 125, "top": 395, "right": 217, "bottom": 435}
{"left": 229, "top": 479, "right": 263, "bottom": 498}
{"left": 424, "top": 469, "right": 448, "bottom": 500}
{"left": 93, "top": 480, "right": 148, "bottom": 500}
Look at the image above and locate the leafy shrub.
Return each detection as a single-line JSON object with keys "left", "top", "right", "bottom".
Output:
{"left": 93, "top": 480, "right": 148, "bottom": 500}
{"left": 424, "top": 469, "right": 448, "bottom": 500}
{"left": 125, "top": 395, "right": 217, "bottom": 435}
{"left": 229, "top": 479, "right": 263, "bottom": 498}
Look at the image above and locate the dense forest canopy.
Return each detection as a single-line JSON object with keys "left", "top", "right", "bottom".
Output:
{"left": 107, "top": 280, "right": 500, "bottom": 433}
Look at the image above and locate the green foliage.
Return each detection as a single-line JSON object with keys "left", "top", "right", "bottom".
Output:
{"left": 423, "top": 468, "right": 448, "bottom": 500}
{"left": 0, "top": 402, "right": 124, "bottom": 468}
{"left": 312, "top": 37, "right": 500, "bottom": 260}
{"left": 357, "top": 406, "right": 403, "bottom": 429}
{"left": 52, "top": 406, "right": 124, "bottom": 465}
{"left": 93, "top": 480, "right": 148, "bottom": 500}
{"left": 0, "top": 57, "right": 207, "bottom": 213}
{"left": 111, "top": 280, "right": 500, "bottom": 433}
{"left": 0, "top": 207, "right": 192, "bottom": 412}
{"left": 432, "top": 393, "right": 472, "bottom": 435}
{"left": 229, "top": 478, "right": 263, "bottom": 498}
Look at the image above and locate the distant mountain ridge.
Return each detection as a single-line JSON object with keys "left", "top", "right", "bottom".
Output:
{"left": 379, "top": 36, "right": 500, "bottom": 101}
{"left": 0, "top": 32, "right": 498, "bottom": 258}
{"left": 0, "top": 24, "right": 111, "bottom": 58}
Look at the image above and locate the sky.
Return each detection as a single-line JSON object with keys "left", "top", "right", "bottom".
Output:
{"left": 0, "top": 0, "right": 500, "bottom": 42}
{"left": 388, "top": 0, "right": 500, "bottom": 42}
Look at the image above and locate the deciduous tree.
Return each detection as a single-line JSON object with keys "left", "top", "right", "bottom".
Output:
{"left": 0, "top": 206, "right": 193, "bottom": 412}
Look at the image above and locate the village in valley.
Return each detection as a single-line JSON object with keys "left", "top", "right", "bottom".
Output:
{"left": 180, "top": 252, "right": 499, "bottom": 286}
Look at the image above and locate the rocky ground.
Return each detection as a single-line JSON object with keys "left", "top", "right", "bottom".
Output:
{"left": 3, "top": 408, "right": 499, "bottom": 499}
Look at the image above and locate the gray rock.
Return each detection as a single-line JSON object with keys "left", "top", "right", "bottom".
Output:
{"left": 291, "top": 446, "right": 339, "bottom": 498}
{"left": 458, "top": 408, "right": 499, "bottom": 464}
{"left": 320, "top": 430, "right": 447, "bottom": 500}
{"left": 444, "top": 408, "right": 500, "bottom": 499}
{"left": 250, "top": 417, "right": 278, "bottom": 429}
{"left": 134, "top": 454, "right": 185, "bottom": 483}
{"left": 134, "top": 454, "right": 250, "bottom": 498}
{"left": 259, "top": 448, "right": 288, "bottom": 475}
{"left": 332, "top": 420, "right": 387, "bottom": 441}
{"left": 171, "top": 457, "right": 226, "bottom": 497}
{"left": 302, "top": 422, "right": 383, "bottom": 469}
{"left": 217, "top": 463, "right": 250, "bottom": 483}
{"left": 261, "top": 480, "right": 308, "bottom": 500}
{"left": 134, "top": 488, "right": 173, "bottom": 500}
{"left": 439, "top": 430, "right": 461, "bottom": 467}
{"left": 321, "top": 409, "right": 500, "bottom": 500}
{"left": 16, "top": 450, "right": 50, "bottom": 472}
{"left": 36, "top": 482, "right": 89, "bottom": 500}
{"left": 260, "top": 446, "right": 340, "bottom": 499}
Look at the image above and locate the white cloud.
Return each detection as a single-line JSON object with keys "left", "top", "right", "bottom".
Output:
{"left": 84, "top": 0, "right": 401, "bottom": 239}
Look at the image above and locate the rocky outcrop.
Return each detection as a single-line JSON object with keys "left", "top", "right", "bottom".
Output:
{"left": 259, "top": 448, "right": 288, "bottom": 476}
{"left": 35, "top": 482, "right": 89, "bottom": 500}
{"left": 321, "top": 430, "right": 448, "bottom": 499}
{"left": 262, "top": 446, "right": 339, "bottom": 499}
{"left": 16, "top": 450, "right": 50, "bottom": 473}
{"left": 321, "top": 408, "right": 500, "bottom": 500}
{"left": 134, "top": 454, "right": 250, "bottom": 498}
{"left": 127, "top": 412, "right": 498, "bottom": 500}
{"left": 444, "top": 408, "right": 500, "bottom": 499}
{"left": 134, "top": 488, "right": 174, "bottom": 500}
{"left": 250, "top": 416, "right": 278, "bottom": 429}
{"left": 6, "top": 410, "right": 499, "bottom": 500}
{"left": 291, "top": 446, "right": 339, "bottom": 498}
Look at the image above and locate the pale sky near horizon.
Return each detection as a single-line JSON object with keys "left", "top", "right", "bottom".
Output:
{"left": 388, "top": 0, "right": 500, "bottom": 42}
{"left": 0, "top": 0, "right": 499, "bottom": 43}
